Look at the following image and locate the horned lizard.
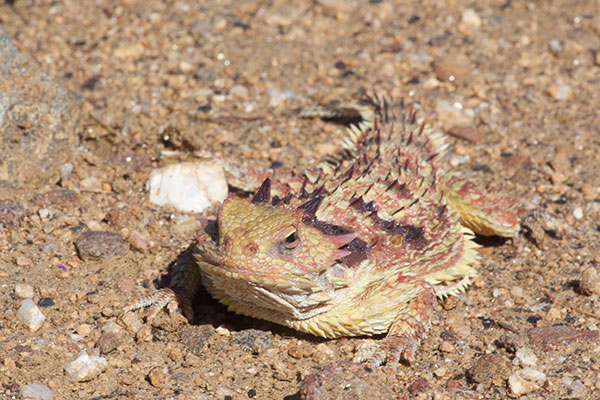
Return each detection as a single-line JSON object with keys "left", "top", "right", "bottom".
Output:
{"left": 126, "top": 96, "right": 525, "bottom": 368}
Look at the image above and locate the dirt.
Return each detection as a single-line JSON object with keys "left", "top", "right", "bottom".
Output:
{"left": 1, "top": 0, "right": 600, "bottom": 399}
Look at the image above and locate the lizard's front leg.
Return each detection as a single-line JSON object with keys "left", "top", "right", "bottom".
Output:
{"left": 354, "top": 279, "right": 436, "bottom": 370}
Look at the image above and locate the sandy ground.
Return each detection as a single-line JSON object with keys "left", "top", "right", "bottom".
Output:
{"left": 1, "top": 0, "right": 600, "bottom": 399}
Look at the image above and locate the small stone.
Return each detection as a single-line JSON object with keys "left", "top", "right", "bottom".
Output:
{"left": 436, "top": 99, "right": 472, "bottom": 129}
{"left": 433, "top": 53, "right": 471, "bottom": 85}
{"left": 519, "top": 367, "right": 546, "bottom": 383}
{"left": 231, "top": 329, "right": 273, "bottom": 354}
{"left": 545, "top": 306, "right": 561, "bottom": 321}
{"left": 95, "top": 332, "right": 121, "bottom": 354}
{"left": 467, "top": 353, "right": 510, "bottom": 386}
{"left": 121, "top": 312, "right": 143, "bottom": 333}
{"left": 127, "top": 232, "right": 149, "bottom": 252}
{"left": 515, "top": 348, "right": 538, "bottom": 367}
{"left": 548, "top": 39, "right": 563, "bottom": 56}
{"left": 21, "top": 383, "right": 52, "bottom": 400}
{"left": 147, "top": 161, "right": 228, "bottom": 213}
{"left": 76, "top": 323, "right": 93, "bottom": 337}
{"left": 433, "top": 366, "right": 447, "bottom": 377}
{"left": 230, "top": 84, "right": 249, "bottom": 99}
{"left": 16, "top": 299, "right": 46, "bottom": 332}
{"left": 15, "top": 283, "right": 34, "bottom": 298}
{"left": 461, "top": 9, "right": 482, "bottom": 28}
{"left": 181, "top": 325, "right": 214, "bottom": 355}
{"left": 37, "top": 208, "right": 52, "bottom": 220}
{"left": 568, "top": 379, "right": 587, "bottom": 397}
{"left": 439, "top": 342, "right": 455, "bottom": 353}
{"left": 573, "top": 207, "right": 583, "bottom": 219}
{"left": 510, "top": 286, "right": 524, "bottom": 299}
{"left": 447, "top": 125, "right": 483, "bottom": 142}
{"left": 407, "top": 377, "right": 430, "bottom": 394}
{"left": 74, "top": 231, "right": 128, "bottom": 260}
{"left": 508, "top": 371, "right": 539, "bottom": 396}
{"left": 595, "top": 50, "right": 600, "bottom": 66}
{"left": 147, "top": 367, "right": 167, "bottom": 387}
{"left": 549, "top": 151, "right": 571, "bottom": 173}
{"left": 64, "top": 350, "right": 108, "bottom": 381}
{"left": 545, "top": 84, "right": 573, "bottom": 100}
{"left": 581, "top": 266, "right": 600, "bottom": 295}
{"left": 300, "top": 361, "right": 394, "bottom": 400}
{"left": 0, "top": 199, "right": 27, "bottom": 227}
{"left": 267, "top": 87, "right": 296, "bottom": 108}
{"left": 317, "top": 0, "right": 355, "bottom": 15}
{"left": 528, "top": 325, "right": 599, "bottom": 345}
{"left": 59, "top": 163, "right": 74, "bottom": 181}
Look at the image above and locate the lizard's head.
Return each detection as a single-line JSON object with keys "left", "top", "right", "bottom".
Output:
{"left": 196, "top": 194, "right": 356, "bottom": 288}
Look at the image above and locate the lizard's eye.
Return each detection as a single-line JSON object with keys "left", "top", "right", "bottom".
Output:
{"left": 283, "top": 230, "right": 300, "bottom": 249}
{"left": 276, "top": 226, "right": 302, "bottom": 256}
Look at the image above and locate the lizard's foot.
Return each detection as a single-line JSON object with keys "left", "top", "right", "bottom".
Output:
{"left": 123, "top": 287, "right": 180, "bottom": 323}
{"left": 353, "top": 336, "right": 419, "bottom": 371}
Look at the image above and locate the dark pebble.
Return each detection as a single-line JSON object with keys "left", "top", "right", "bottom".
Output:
{"left": 231, "top": 329, "right": 273, "bottom": 354}
{"left": 300, "top": 361, "right": 394, "bottom": 400}
{"left": 527, "top": 324, "right": 600, "bottom": 345}
{"left": 180, "top": 325, "right": 214, "bottom": 355}
{"left": 74, "top": 231, "right": 128, "bottom": 260}
{"left": 95, "top": 332, "right": 121, "bottom": 354}
{"left": 0, "top": 199, "right": 27, "bottom": 227}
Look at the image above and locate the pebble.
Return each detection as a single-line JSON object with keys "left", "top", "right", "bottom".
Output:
{"left": 59, "top": 162, "right": 74, "bottom": 181}
{"left": 439, "top": 342, "right": 455, "bottom": 353}
{"left": 181, "top": 325, "right": 215, "bottom": 355}
{"left": 573, "top": 207, "right": 583, "bottom": 219}
{"left": 16, "top": 299, "right": 46, "bottom": 332}
{"left": 121, "top": 312, "right": 143, "bottom": 333}
{"left": 64, "top": 350, "right": 108, "bottom": 381}
{"left": 461, "top": 9, "right": 482, "bottom": 28}
{"left": 515, "top": 348, "right": 538, "bottom": 367}
{"left": 433, "top": 53, "right": 471, "bottom": 85}
{"left": 267, "top": 88, "right": 296, "bottom": 108}
{"left": 545, "top": 84, "right": 573, "bottom": 100}
{"left": 548, "top": 39, "right": 563, "bottom": 56}
{"left": 519, "top": 367, "right": 546, "bottom": 382}
{"left": 147, "top": 367, "right": 167, "bottom": 387}
{"left": 447, "top": 125, "right": 483, "bottom": 142}
{"left": 231, "top": 329, "right": 273, "bottom": 354}
{"left": 300, "top": 361, "right": 394, "bottom": 400}
{"left": 230, "top": 84, "right": 249, "bottom": 99}
{"left": 466, "top": 353, "right": 510, "bottom": 386}
{"left": 21, "top": 383, "right": 52, "bottom": 400}
{"left": 76, "top": 323, "right": 93, "bottom": 337}
{"left": 15, "top": 283, "right": 34, "bottom": 298}
{"left": 147, "top": 161, "right": 228, "bottom": 213}
{"left": 568, "top": 379, "right": 587, "bottom": 397}
{"left": 580, "top": 266, "right": 600, "bottom": 295}
{"left": 0, "top": 199, "right": 28, "bottom": 227}
{"left": 436, "top": 99, "right": 472, "bottom": 129}
{"left": 74, "top": 231, "right": 128, "bottom": 259}
{"left": 508, "top": 371, "right": 540, "bottom": 396}
{"left": 407, "top": 377, "right": 430, "bottom": 395}
{"left": 95, "top": 331, "right": 121, "bottom": 354}
{"left": 528, "top": 325, "right": 599, "bottom": 345}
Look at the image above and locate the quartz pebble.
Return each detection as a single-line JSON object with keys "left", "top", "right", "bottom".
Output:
{"left": 580, "top": 266, "right": 600, "bottom": 295}
{"left": 16, "top": 299, "right": 46, "bottom": 332}
{"left": 573, "top": 207, "right": 583, "bottom": 219}
{"left": 21, "top": 383, "right": 52, "bottom": 400}
{"left": 147, "top": 161, "right": 228, "bottom": 213}
{"left": 461, "top": 9, "right": 482, "bottom": 28}
{"left": 64, "top": 350, "right": 108, "bottom": 381}
{"left": 508, "top": 371, "right": 539, "bottom": 396}
{"left": 15, "top": 283, "right": 35, "bottom": 298}
{"left": 515, "top": 348, "right": 538, "bottom": 367}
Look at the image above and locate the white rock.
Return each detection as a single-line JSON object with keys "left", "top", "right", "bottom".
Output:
{"left": 520, "top": 367, "right": 546, "bottom": 382}
{"left": 508, "top": 371, "right": 539, "bottom": 396}
{"left": 15, "top": 283, "right": 35, "bottom": 299}
{"left": 16, "top": 299, "right": 45, "bottom": 332}
{"left": 573, "top": 207, "right": 583, "bottom": 219}
{"left": 21, "top": 383, "right": 52, "bottom": 400}
{"left": 64, "top": 350, "right": 108, "bottom": 381}
{"left": 147, "top": 161, "right": 228, "bottom": 213}
{"left": 230, "top": 84, "right": 249, "bottom": 99}
{"left": 462, "top": 9, "right": 482, "bottom": 28}
{"left": 515, "top": 348, "right": 538, "bottom": 367}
